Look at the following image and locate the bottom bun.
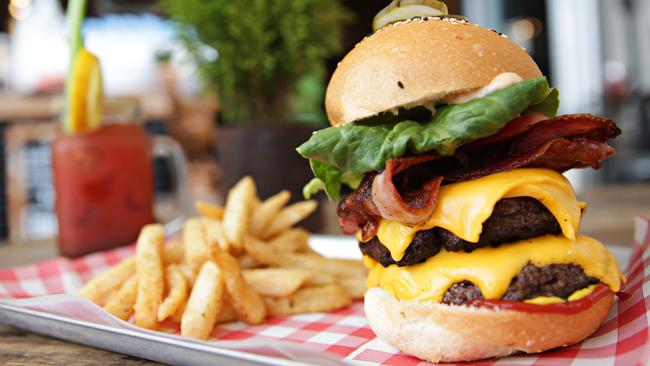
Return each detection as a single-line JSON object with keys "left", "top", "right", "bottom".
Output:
{"left": 364, "top": 287, "right": 614, "bottom": 363}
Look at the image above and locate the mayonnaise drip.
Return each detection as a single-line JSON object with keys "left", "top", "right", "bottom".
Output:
{"left": 445, "top": 72, "right": 523, "bottom": 104}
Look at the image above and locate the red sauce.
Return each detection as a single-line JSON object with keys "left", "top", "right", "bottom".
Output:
{"left": 467, "top": 284, "right": 613, "bottom": 314}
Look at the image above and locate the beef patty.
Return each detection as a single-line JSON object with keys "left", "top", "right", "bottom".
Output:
{"left": 442, "top": 263, "right": 599, "bottom": 305}
{"left": 359, "top": 197, "right": 561, "bottom": 267}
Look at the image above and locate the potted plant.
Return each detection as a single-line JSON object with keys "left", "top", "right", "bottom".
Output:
{"left": 162, "top": 0, "right": 352, "bottom": 212}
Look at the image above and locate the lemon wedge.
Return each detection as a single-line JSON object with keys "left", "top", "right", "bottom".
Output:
{"left": 67, "top": 48, "right": 103, "bottom": 133}
{"left": 373, "top": 0, "right": 449, "bottom": 32}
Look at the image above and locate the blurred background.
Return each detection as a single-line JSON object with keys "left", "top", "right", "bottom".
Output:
{"left": 0, "top": 0, "right": 648, "bottom": 254}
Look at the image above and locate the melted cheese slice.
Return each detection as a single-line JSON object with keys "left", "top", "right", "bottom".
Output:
{"left": 366, "top": 235, "right": 623, "bottom": 303}
{"left": 524, "top": 284, "right": 598, "bottom": 305}
{"left": 376, "top": 168, "right": 586, "bottom": 261}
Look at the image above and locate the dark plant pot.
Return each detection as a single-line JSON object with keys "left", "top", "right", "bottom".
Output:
{"left": 215, "top": 123, "right": 324, "bottom": 232}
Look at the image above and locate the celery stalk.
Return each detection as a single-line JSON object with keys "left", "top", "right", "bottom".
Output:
{"left": 64, "top": 0, "right": 87, "bottom": 131}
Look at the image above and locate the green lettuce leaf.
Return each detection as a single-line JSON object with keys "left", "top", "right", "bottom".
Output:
{"left": 305, "top": 159, "right": 363, "bottom": 199}
{"left": 297, "top": 77, "right": 558, "bottom": 199}
{"left": 302, "top": 178, "right": 325, "bottom": 199}
{"left": 525, "top": 87, "right": 559, "bottom": 117}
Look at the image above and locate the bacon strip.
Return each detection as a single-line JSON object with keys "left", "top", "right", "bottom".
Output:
{"left": 337, "top": 113, "right": 620, "bottom": 236}
{"left": 447, "top": 137, "right": 616, "bottom": 182}
{"left": 464, "top": 113, "right": 548, "bottom": 150}
{"left": 371, "top": 153, "right": 442, "bottom": 225}
{"left": 510, "top": 114, "right": 620, "bottom": 154}
{"left": 337, "top": 176, "right": 380, "bottom": 237}
{"left": 380, "top": 152, "right": 440, "bottom": 176}
{"left": 337, "top": 153, "right": 440, "bottom": 237}
{"left": 372, "top": 166, "right": 443, "bottom": 225}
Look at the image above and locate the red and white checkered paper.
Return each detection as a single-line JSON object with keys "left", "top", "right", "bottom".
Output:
{"left": 1, "top": 218, "right": 649, "bottom": 366}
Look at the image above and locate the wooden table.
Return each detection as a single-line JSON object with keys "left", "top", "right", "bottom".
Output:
{"left": 0, "top": 323, "right": 162, "bottom": 365}
{"left": 0, "top": 183, "right": 648, "bottom": 365}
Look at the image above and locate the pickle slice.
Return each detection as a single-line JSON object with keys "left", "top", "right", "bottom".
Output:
{"left": 373, "top": 0, "right": 449, "bottom": 32}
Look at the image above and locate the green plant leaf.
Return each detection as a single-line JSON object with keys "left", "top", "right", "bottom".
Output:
{"left": 297, "top": 77, "right": 558, "bottom": 198}
{"left": 161, "top": 0, "right": 353, "bottom": 124}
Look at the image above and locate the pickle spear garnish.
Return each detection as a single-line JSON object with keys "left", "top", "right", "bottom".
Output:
{"left": 373, "top": 0, "right": 449, "bottom": 32}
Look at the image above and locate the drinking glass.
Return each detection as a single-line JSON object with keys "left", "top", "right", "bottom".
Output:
{"left": 51, "top": 99, "right": 188, "bottom": 257}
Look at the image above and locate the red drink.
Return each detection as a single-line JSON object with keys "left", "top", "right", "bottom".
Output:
{"left": 52, "top": 124, "right": 156, "bottom": 257}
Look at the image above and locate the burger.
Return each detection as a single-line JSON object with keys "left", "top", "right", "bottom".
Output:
{"left": 296, "top": 2, "right": 624, "bottom": 363}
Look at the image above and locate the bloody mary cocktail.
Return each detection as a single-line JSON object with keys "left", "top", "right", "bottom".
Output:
{"left": 52, "top": 123, "right": 155, "bottom": 257}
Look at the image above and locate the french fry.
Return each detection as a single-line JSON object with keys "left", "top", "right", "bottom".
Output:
{"left": 181, "top": 261, "right": 224, "bottom": 340}
{"left": 172, "top": 300, "right": 186, "bottom": 323}
{"left": 203, "top": 218, "right": 228, "bottom": 253}
{"left": 223, "top": 176, "right": 256, "bottom": 251}
{"left": 261, "top": 200, "right": 317, "bottom": 239}
{"left": 177, "top": 295, "right": 235, "bottom": 325}
{"left": 157, "top": 265, "right": 189, "bottom": 322}
{"left": 250, "top": 190, "right": 290, "bottom": 237}
{"left": 77, "top": 241, "right": 184, "bottom": 304}
{"left": 289, "top": 254, "right": 368, "bottom": 279}
{"left": 103, "top": 276, "right": 138, "bottom": 320}
{"left": 268, "top": 228, "right": 311, "bottom": 253}
{"left": 183, "top": 218, "right": 209, "bottom": 279}
{"left": 215, "top": 300, "right": 238, "bottom": 324}
{"left": 134, "top": 224, "right": 165, "bottom": 329}
{"left": 338, "top": 277, "right": 367, "bottom": 300}
{"left": 162, "top": 240, "right": 184, "bottom": 264}
{"left": 213, "top": 250, "right": 266, "bottom": 324}
{"left": 78, "top": 257, "right": 135, "bottom": 304}
{"left": 178, "top": 264, "right": 197, "bottom": 287}
{"left": 237, "top": 254, "right": 262, "bottom": 270}
{"left": 81, "top": 176, "right": 368, "bottom": 338}
{"left": 243, "top": 236, "right": 284, "bottom": 266}
{"left": 264, "top": 285, "right": 351, "bottom": 316}
{"left": 303, "top": 271, "right": 336, "bottom": 286}
{"left": 244, "top": 237, "right": 366, "bottom": 280}
{"left": 242, "top": 268, "right": 309, "bottom": 297}
{"left": 328, "top": 258, "right": 369, "bottom": 278}
{"left": 195, "top": 201, "right": 224, "bottom": 220}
